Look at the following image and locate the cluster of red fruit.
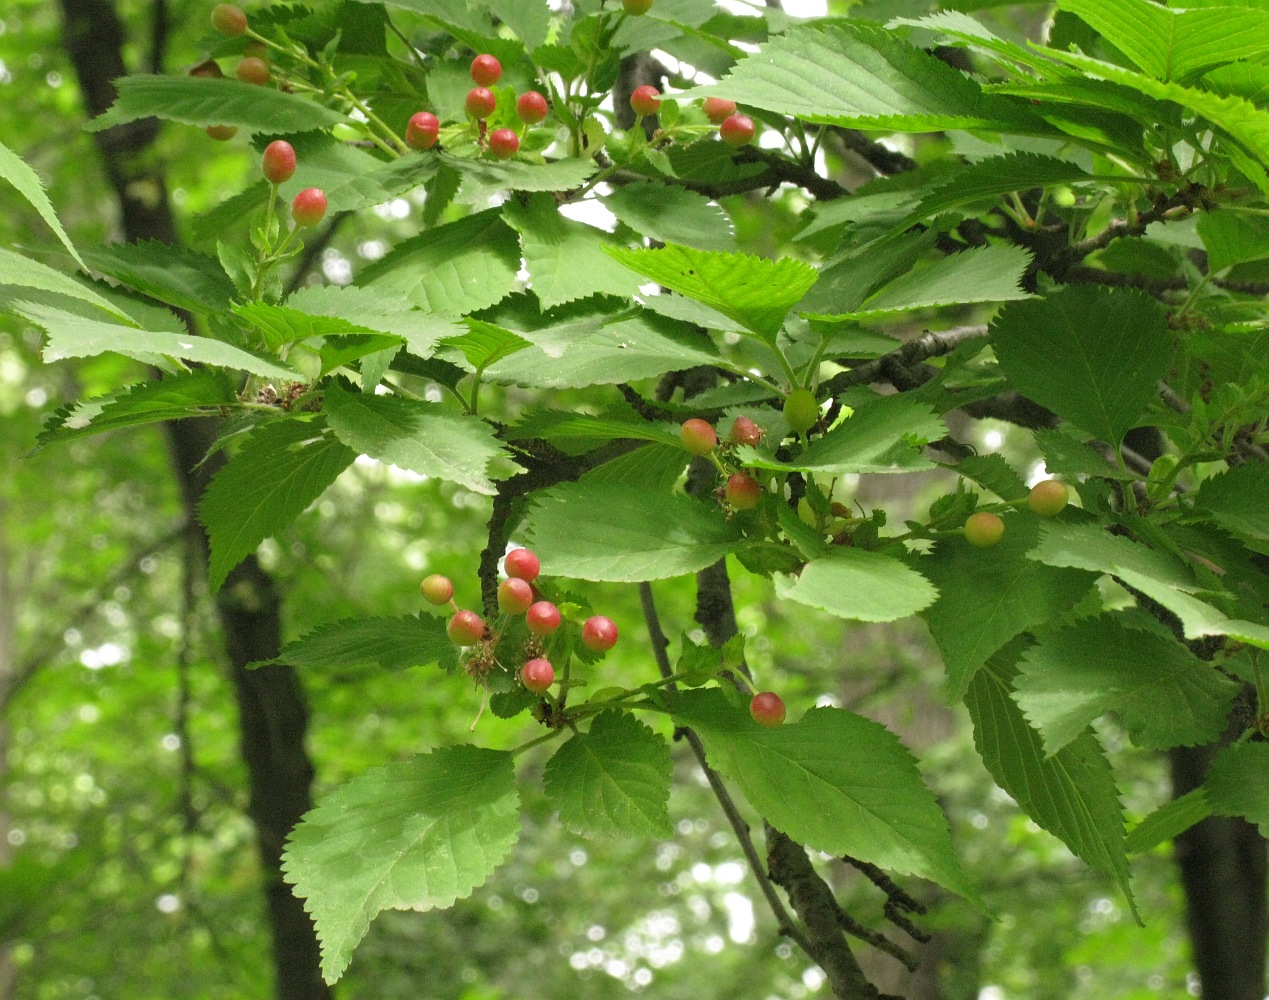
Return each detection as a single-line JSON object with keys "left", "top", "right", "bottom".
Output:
{"left": 260, "top": 140, "right": 327, "bottom": 227}
{"left": 420, "top": 547, "right": 618, "bottom": 696}
{"left": 964, "top": 479, "right": 1070, "bottom": 548}
{"left": 403, "top": 54, "right": 549, "bottom": 159}
{"left": 627, "top": 88, "right": 757, "bottom": 149}
{"left": 679, "top": 415, "right": 766, "bottom": 511}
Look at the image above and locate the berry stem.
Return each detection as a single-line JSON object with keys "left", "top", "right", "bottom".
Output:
{"left": 510, "top": 726, "right": 567, "bottom": 758}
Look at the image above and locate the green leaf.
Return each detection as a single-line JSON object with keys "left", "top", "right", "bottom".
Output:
{"left": 199, "top": 419, "right": 356, "bottom": 591}
{"left": 1034, "top": 427, "right": 1133, "bottom": 482}
{"left": 281, "top": 134, "right": 438, "bottom": 214}
{"left": 682, "top": 22, "right": 1030, "bottom": 132}
{"left": 86, "top": 75, "right": 349, "bottom": 133}
{"left": 990, "top": 286, "right": 1171, "bottom": 445}
{"left": 525, "top": 481, "right": 741, "bottom": 582}
{"left": 543, "top": 711, "right": 673, "bottom": 840}
{"left": 1014, "top": 616, "right": 1241, "bottom": 754}
{"left": 282, "top": 746, "right": 519, "bottom": 984}
{"left": 1204, "top": 741, "right": 1269, "bottom": 835}
{"left": 603, "top": 244, "right": 817, "bottom": 341}
{"left": 255, "top": 615, "right": 457, "bottom": 672}
{"left": 80, "top": 241, "right": 236, "bottom": 314}
{"left": 907, "top": 152, "right": 1098, "bottom": 224}
{"left": 16, "top": 300, "right": 300, "bottom": 380}
{"left": 965, "top": 654, "right": 1134, "bottom": 908}
{"left": 359, "top": 208, "right": 521, "bottom": 314}
{"left": 442, "top": 319, "right": 531, "bottom": 372}
{"left": 0, "top": 138, "right": 85, "bottom": 269}
{"left": 1125, "top": 788, "right": 1211, "bottom": 855}
{"left": 1197, "top": 210, "right": 1269, "bottom": 271}
{"left": 286, "top": 285, "right": 463, "bottom": 358}
{"left": 503, "top": 194, "right": 643, "bottom": 308}
{"left": 602, "top": 182, "right": 736, "bottom": 252}
{"left": 836, "top": 244, "right": 1031, "bottom": 318}
{"left": 953, "top": 453, "right": 1029, "bottom": 502}
{"left": 742, "top": 394, "right": 946, "bottom": 476}
{"left": 323, "top": 381, "right": 520, "bottom": 495}
{"left": 579, "top": 444, "right": 689, "bottom": 494}
{"left": 508, "top": 409, "right": 680, "bottom": 449}
{"left": 483, "top": 308, "right": 721, "bottom": 390}
{"left": 671, "top": 689, "right": 977, "bottom": 901}
{"left": 0, "top": 248, "right": 130, "bottom": 321}
{"left": 918, "top": 516, "right": 1098, "bottom": 696}
{"left": 1029, "top": 521, "right": 1269, "bottom": 649}
{"left": 775, "top": 548, "right": 939, "bottom": 622}
{"left": 1194, "top": 462, "right": 1269, "bottom": 548}
{"left": 441, "top": 152, "right": 596, "bottom": 203}
{"left": 36, "top": 370, "right": 236, "bottom": 447}
{"left": 1057, "top": 0, "right": 1269, "bottom": 82}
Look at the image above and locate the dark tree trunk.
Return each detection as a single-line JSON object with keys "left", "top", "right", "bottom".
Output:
{"left": 1171, "top": 744, "right": 1267, "bottom": 1000}
{"left": 55, "top": 2, "right": 331, "bottom": 997}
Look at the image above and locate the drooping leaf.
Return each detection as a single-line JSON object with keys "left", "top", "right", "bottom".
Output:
{"left": 1194, "top": 462, "right": 1269, "bottom": 549}
{"left": 775, "top": 548, "right": 939, "bottom": 622}
{"left": 1029, "top": 521, "right": 1269, "bottom": 648}
{"left": 1197, "top": 210, "right": 1269, "bottom": 271}
{"left": 86, "top": 74, "right": 348, "bottom": 133}
{"left": 323, "top": 381, "right": 520, "bottom": 495}
{"left": 919, "top": 516, "right": 1098, "bottom": 696}
{"left": 836, "top": 244, "right": 1031, "bottom": 318}
{"left": 543, "top": 710, "right": 673, "bottom": 839}
{"left": 907, "top": 152, "right": 1097, "bottom": 223}
{"left": 504, "top": 193, "right": 643, "bottom": 308}
{"left": 579, "top": 444, "right": 689, "bottom": 494}
{"left": 254, "top": 614, "right": 457, "bottom": 672}
{"left": 16, "top": 300, "right": 299, "bottom": 380}
{"left": 508, "top": 410, "right": 680, "bottom": 449}
{"left": 525, "top": 481, "right": 742, "bottom": 582}
{"left": 442, "top": 152, "right": 596, "bottom": 203}
{"left": 441, "top": 319, "right": 531, "bottom": 372}
{"left": 1014, "top": 616, "right": 1241, "bottom": 754}
{"left": 990, "top": 286, "right": 1171, "bottom": 445}
{"left": 671, "top": 689, "right": 978, "bottom": 901}
{"left": 358, "top": 208, "right": 521, "bottom": 314}
{"left": 681, "top": 22, "right": 1030, "bottom": 133}
{"left": 199, "top": 418, "right": 356, "bottom": 591}
{"left": 1204, "top": 742, "right": 1269, "bottom": 835}
{"left": 603, "top": 244, "right": 817, "bottom": 341}
{"left": 0, "top": 249, "right": 131, "bottom": 320}
{"left": 282, "top": 747, "right": 519, "bottom": 984}
{"left": 602, "top": 182, "right": 736, "bottom": 251}
{"left": 80, "top": 241, "right": 237, "bottom": 314}
{"left": 965, "top": 654, "right": 1134, "bottom": 909}
{"left": 0, "top": 138, "right": 85, "bottom": 268}
{"left": 1125, "top": 789, "right": 1212, "bottom": 855}
{"left": 953, "top": 453, "right": 1029, "bottom": 502}
{"left": 286, "top": 285, "right": 464, "bottom": 358}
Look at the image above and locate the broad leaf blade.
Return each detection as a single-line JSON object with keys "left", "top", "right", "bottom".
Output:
{"left": 775, "top": 548, "right": 939, "bottom": 622}
{"left": 1205, "top": 742, "right": 1269, "bottom": 835}
{"left": 283, "top": 747, "right": 519, "bottom": 984}
{"left": 255, "top": 615, "right": 457, "bottom": 672}
{"left": 80, "top": 241, "right": 236, "bottom": 314}
{"left": 0, "top": 138, "right": 85, "bottom": 268}
{"left": 199, "top": 419, "right": 355, "bottom": 591}
{"left": 842, "top": 244, "right": 1031, "bottom": 317}
{"left": 543, "top": 711, "right": 673, "bottom": 839}
{"left": 0, "top": 249, "right": 130, "bottom": 320}
{"left": 671, "top": 690, "right": 977, "bottom": 901}
{"left": 602, "top": 182, "right": 736, "bottom": 251}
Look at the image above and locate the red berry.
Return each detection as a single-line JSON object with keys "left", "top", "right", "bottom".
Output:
{"left": 515, "top": 91, "right": 548, "bottom": 125}
{"left": 189, "top": 59, "right": 224, "bottom": 79}
{"left": 521, "top": 657, "right": 555, "bottom": 693}
{"left": 405, "top": 111, "right": 439, "bottom": 151}
{"left": 1028, "top": 479, "right": 1069, "bottom": 517}
{"left": 750, "top": 691, "right": 786, "bottom": 727}
{"left": 702, "top": 97, "right": 736, "bottom": 125}
{"left": 725, "top": 472, "right": 762, "bottom": 510}
{"left": 965, "top": 512, "right": 1005, "bottom": 548}
{"left": 719, "top": 113, "right": 756, "bottom": 148}
{"left": 488, "top": 128, "right": 519, "bottom": 159}
{"left": 261, "top": 140, "right": 296, "bottom": 184}
{"left": 235, "top": 56, "right": 270, "bottom": 86}
{"left": 210, "top": 3, "right": 247, "bottom": 37}
{"left": 420, "top": 574, "right": 454, "bottom": 605}
{"left": 504, "top": 548, "right": 540, "bottom": 583}
{"left": 581, "top": 616, "right": 618, "bottom": 653}
{"left": 679, "top": 418, "right": 717, "bottom": 456}
{"left": 630, "top": 85, "right": 660, "bottom": 117}
{"left": 729, "top": 415, "right": 762, "bottom": 447}
{"left": 447, "top": 609, "right": 486, "bottom": 646}
{"left": 526, "top": 601, "right": 561, "bottom": 637}
{"left": 205, "top": 124, "right": 238, "bottom": 141}
{"left": 623, "top": 0, "right": 653, "bottom": 12}
{"left": 465, "top": 86, "right": 497, "bottom": 119}
{"left": 470, "top": 53, "right": 502, "bottom": 87}
{"left": 498, "top": 577, "right": 533, "bottom": 615}
{"left": 291, "top": 188, "right": 327, "bottom": 227}
{"left": 783, "top": 389, "right": 818, "bottom": 435}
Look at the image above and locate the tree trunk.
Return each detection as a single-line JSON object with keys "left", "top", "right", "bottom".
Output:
{"left": 56, "top": 2, "right": 331, "bottom": 996}
{"left": 0, "top": 505, "right": 20, "bottom": 1000}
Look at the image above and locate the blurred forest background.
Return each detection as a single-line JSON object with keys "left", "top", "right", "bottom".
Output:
{"left": 0, "top": 0, "right": 1245, "bottom": 998}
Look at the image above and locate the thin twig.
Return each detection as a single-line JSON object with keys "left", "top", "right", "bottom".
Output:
{"left": 821, "top": 325, "right": 988, "bottom": 398}
{"left": 835, "top": 909, "right": 919, "bottom": 970}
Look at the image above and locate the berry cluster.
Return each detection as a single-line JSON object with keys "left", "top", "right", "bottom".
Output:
{"left": 261, "top": 140, "right": 327, "bottom": 227}
{"left": 963, "top": 479, "right": 1070, "bottom": 548}
{"left": 624, "top": 89, "right": 757, "bottom": 149}
{"left": 443, "top": 54, "right": 551, "bottom": 160}
{"left": 420, "top": 547, "right": 619, "bottom": 702}
{"left": 679, "top": 415, "right": 769, "bottom": 513}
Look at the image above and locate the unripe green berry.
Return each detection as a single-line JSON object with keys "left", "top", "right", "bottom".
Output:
{"left": 965, "top": 512, "right": 1005, "bottom": 548}
{"left": 679, "top": 418, "right": 716, "bottom": 456}
{"left": 783, "top": 389, "right": 818, "bottom": 435}
{"left": 205, "top": 124, "right": 238, "bottom": 141}
{"left": 622, "top": 0, "right": 653, "bottom": 13}
{"left": 420, "top": 574, "right": 454, "bottom": 605}
{"left": 725, "top": 472, "right": 762, "bottom": 510}
{"left": 1027, "top": 479, "right": 1069, "bottom": 517}
{"left": 211, "top": 3, "right": 247, "bottom": 37}
{"left": 235, "top": 56, "right": 270, "bottom": 86}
